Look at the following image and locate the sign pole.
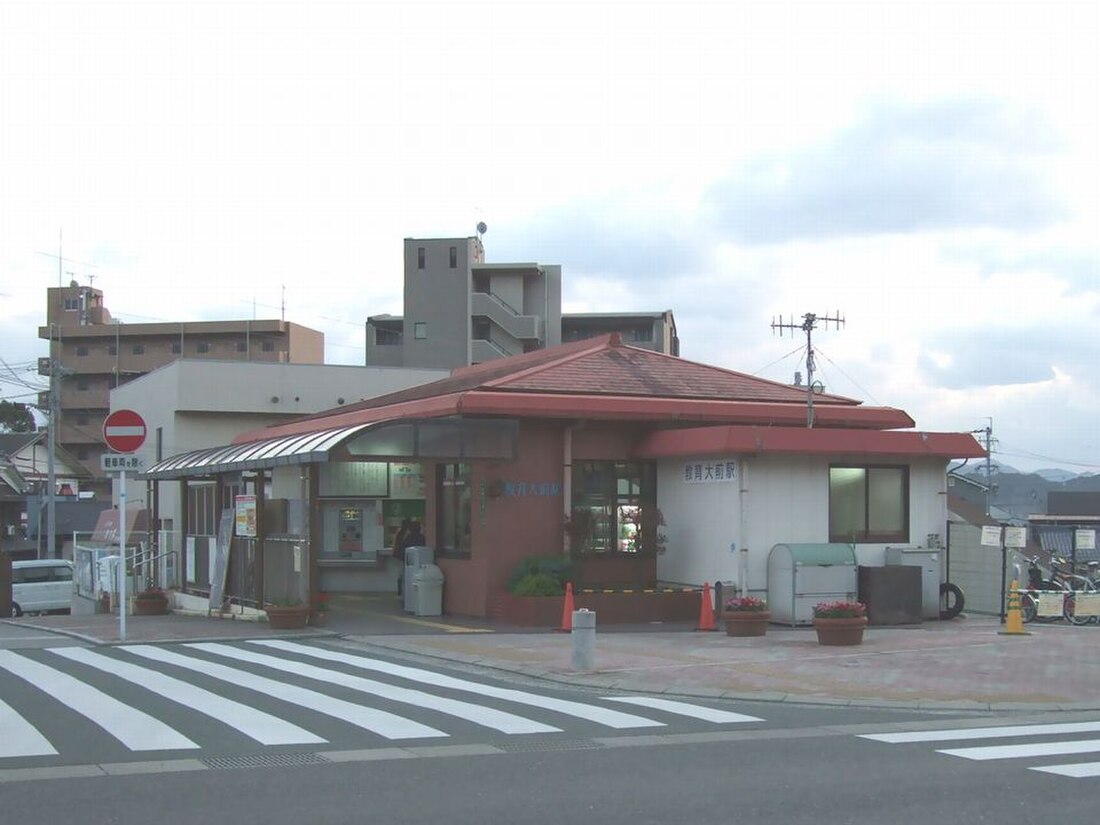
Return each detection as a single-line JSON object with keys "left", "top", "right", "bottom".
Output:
{"left": 119, "top": 467, "right": 126, "bottom": 642}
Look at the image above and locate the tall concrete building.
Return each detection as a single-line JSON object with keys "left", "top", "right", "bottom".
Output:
{"left": 364, "top": 236, "right": 678, "bottom": 368}
{"left": 38, "top": 282, "right": 324, "bottom": 492}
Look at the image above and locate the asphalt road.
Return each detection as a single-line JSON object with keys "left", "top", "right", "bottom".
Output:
{"left": 1, "top": 633, "right": 1096, "bottom": 824}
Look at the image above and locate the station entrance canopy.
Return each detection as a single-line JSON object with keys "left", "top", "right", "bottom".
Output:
{"left": 141, "top": 417, "right": 518, "bottom": 480}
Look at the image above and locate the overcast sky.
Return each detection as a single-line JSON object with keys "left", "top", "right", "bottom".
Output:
{"left": 1, "top": 0, "right": 1097, "bottom": 474}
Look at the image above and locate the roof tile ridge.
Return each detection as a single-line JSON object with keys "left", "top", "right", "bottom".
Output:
{"left": 448, "top": 334, "right": 615, "bottom": 380}
{"left": 479, "top": 334, "right": 619, "bottom": 389}
{"left": 634, "top": 345, "right": 862, "bottom": 405}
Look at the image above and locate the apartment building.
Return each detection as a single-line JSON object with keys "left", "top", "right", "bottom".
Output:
{"left": 364, "top": 236, "right": 679, "bottom": 369}
{"left": 38, "top": 282, "right": 324, "bottom": 491}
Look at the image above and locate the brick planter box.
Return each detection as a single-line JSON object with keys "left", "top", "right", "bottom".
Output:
{"left": 491, "top": 589, "right": 698, "bottom": 627}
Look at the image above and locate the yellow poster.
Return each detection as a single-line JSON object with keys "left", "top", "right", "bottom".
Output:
{"left": 235, "top": 495, "right": 257, "bottom": 537}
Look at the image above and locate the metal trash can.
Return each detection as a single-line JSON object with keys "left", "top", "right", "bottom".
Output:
{"left": 403, "top": 546, "right": 434, "bottom": 612}
{"left": 885, "top": 546, "right": 942, "bottom": 620}
{"left": 411, "top": 564, "right": 444, "bottom": 617}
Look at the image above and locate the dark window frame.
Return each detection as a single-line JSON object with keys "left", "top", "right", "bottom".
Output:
{"left": 417, "top": 246, "right": 426, "bottom": 269}
{"left": 828, "top": 464, "right": 910, "bottom": 544}
{"left": 435, "top": 462, "right": 472, "bottom": 558}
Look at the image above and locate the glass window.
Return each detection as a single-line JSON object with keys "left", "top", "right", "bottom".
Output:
{"left": 172, "top": 342, "right": 182, "bottom": 354}
{"left": 570, "top": 461, "right": 659, "bottom": 555}
{"left": 829, "top": 465, "right": 909, "bottom": 543}
{"left": 108, "top": 344, "right": 117, "bottom": 355}
{"left": 437, "top": 463, "right": 471, "bottom": 555}
{"left": 75, "top": 378, "right": 89, "bottom": 391}
{"left": 417, "top": 246, "right": 425, "bottom": 269}
{"left": 236, "top": 341, "right": 247, "bottom": 352}
{"left": 414, "top": 322, "right": 427, "bottom": 340}
{"left": 197, "top": 342, "right": 210, "bottom": 354}
{"left": 76, "top": 345, "right": 89, "bottom": 356}
{"left": 262, "top": 341, "right": 275, "bottom": 352}
{"left": 131, "top": 344, "right": 144, "bottom": 355}
{"left": 63, "top": 298, "right": 79, "bottom": 310}
{"left": 449, "top": 246, "right": 457, "bottom": 268}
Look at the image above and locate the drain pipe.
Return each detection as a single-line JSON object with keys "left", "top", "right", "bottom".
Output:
{"left": 563, "top": 422, "right": 582, "bottom": 554}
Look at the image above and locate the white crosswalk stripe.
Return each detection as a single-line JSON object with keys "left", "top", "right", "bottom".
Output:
{"left": 122, "top": 645, "right": 446, "bottom": 740}
{"left": 602, "top": 696, "right": 764, "bottom": 724}
{"left": 187, "top": 642, "right": 561, "bottom": 735}
{"left": 247, "top": 639, "right": 664, "bottom": 729}
{"left": 49, "top": 647, "right": 326, "bottom": 746}
{"left": 0, "top": 649, "right": 198, "bottom": 753}
{"left": 0, "top": 696, "right": 57, "bottom": 758}
{"left": 859, "top": 720, "right": 1100, "bottom": 779}
{"left": 0, "top": 641, "right": 766, "bottom": 764}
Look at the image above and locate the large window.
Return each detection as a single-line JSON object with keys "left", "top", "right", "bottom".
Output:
{"left": 570, "top": 461, "right": 659, "bottom": 554}
{"left": 829, "top": 465, "right": 908, "bottom": 543}
{"left": 437, "top": 463, "right": 471, "bottom": 556}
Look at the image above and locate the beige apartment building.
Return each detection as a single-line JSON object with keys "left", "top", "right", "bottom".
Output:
{"left": 38, "top": 282, "right": 324, "bottom": 493}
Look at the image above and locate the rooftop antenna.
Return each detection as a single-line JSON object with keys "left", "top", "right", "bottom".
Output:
{"left": 476, "top": 221, "right": 487, "bottom": 242}
{"left": 771, "top": 311, "right": 845, "bottom": 428}
{"left": 281, "top": 284, "right": 286, "bottom": 323}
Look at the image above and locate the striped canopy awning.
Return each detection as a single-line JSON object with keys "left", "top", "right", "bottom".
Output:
{"left": 141, "top": 423, "right": 374, "bottom": 480}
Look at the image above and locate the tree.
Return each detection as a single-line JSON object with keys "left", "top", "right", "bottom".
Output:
{"left": 0, "top": 400, "right": 35, "bottom": 432}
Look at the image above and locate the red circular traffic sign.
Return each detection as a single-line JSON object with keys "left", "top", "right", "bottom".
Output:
{"left": 103, "top": 409, "right": 147, "bottom": 453}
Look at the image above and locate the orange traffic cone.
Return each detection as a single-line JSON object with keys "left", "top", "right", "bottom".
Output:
{"left": 558, "top": 581, "right": 576, "bottom": 632}
{"left": 696, "top": 582, "right": 717, "bottom": 631}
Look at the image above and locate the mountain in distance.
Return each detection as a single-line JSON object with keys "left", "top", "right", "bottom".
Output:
{"left": 959, "top": 463, "right": 1100, "bottom": 519}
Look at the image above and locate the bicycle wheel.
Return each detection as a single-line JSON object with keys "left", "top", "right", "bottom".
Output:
{"left": 940, "top": 582, "right": 965, "bottom": 620}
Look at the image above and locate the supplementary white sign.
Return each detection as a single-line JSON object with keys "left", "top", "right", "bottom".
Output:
{"left": 1004, "top": 526, "right": 1028, "bottom": 548}
{"left": 682, "top": 460, "right": 737, "bottom": 484}
{"left": 101, "top": 454, "right": 146, "bottom": 472}
{"left": 1076, "top": 529, "right": 1097, "bottom": 551}
{"left": 980, "top": 525, "right": 1002, "bottom": 547}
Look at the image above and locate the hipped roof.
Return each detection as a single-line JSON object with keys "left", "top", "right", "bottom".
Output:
{"left": 233, "top": 334, "right": 914, "bottom": 444}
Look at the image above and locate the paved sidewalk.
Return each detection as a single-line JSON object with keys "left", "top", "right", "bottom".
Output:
{"left": 6, "top": 609, "right": 1099, "bottom": 712}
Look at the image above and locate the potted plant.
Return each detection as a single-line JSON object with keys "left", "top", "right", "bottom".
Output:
{"left": 812, "top": 600, "right": 868, "bottom": 646}
{"left": 133, "top": 585, "right": 169, "bottom": 616}
{"left": 264, "top": 598, "right": 311, "bottom": 630}
{"left": 311, "top": 592, "right": 329, "bottom": 627}
{"left": 721, "top": 595, "right": 770, "bottom": 636}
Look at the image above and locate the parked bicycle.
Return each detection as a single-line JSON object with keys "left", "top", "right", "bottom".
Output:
{"left": 1019, "top": 555, "right": 1100, "bottom": 625}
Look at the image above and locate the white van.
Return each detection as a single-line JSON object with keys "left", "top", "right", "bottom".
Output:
{"left": 11, "top": 559, "right": 74, "bottom": 617}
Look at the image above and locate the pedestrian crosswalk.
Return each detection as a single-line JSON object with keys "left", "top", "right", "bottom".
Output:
{"left": 859, "top": 720, "right": 1100, "bottom": 779}
{"left": 0, "top": 640, "right": 764, "bottom": 764}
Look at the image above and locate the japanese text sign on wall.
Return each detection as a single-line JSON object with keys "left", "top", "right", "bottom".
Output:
{"left": 1077, "top": 529, "right": 1097, "bottom": 551}
{"left": 1004, "top": 526, "right": 1028, "bottom": 548}
{"left": 682, "top": 460, "right": 737, "bottom": 484}
{"left": 980, "top": 525, "right": 1002, "bottom": 547}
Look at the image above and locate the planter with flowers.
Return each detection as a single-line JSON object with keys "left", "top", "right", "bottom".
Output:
{"left": 812, "top": 600, "right": 868, "bottom": 646}
{"left": 133, "top": 586, "right": 169, "bottom": 616}
{"left": 311, "top": 592, "right": 330, "bottom": 627}
{"left": 721, "top": 596, "right": 770, "bottom": 637}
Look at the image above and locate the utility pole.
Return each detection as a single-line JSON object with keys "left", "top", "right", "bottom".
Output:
{"left": 771, "top": 311, "right": 845, "bottom": 428}
{"left": 975, "top": 419, "right": 994, "bottom": 516}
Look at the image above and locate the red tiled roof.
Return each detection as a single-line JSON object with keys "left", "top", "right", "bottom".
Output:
{"left": 232, "top": 334, "right": 910, "bottom": 444}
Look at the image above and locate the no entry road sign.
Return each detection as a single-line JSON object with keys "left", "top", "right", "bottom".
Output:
{"left": 102, "top": 409, "right": 147, "bottom": 453}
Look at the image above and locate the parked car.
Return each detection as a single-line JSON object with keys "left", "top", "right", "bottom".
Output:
{"left": 10, "top": 559, "right": 74, "bottom": 617}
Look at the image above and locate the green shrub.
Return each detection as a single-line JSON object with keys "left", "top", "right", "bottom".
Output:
{"left": 508, "top": 555, "right": 573, "bottom": 594}
{"left": 511, "top": 572, "right": 565, "bottom": 597}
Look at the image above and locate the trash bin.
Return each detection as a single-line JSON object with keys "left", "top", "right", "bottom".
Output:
{"left": 403, "top": 546, "right": 434, "bottom": 613}
{"left": 885, "top": 546, "right": 942, "bottom": 620}
{"left": 411, "top": 564, "right": 444, "bottom": 617}
{"left": 767, "top": 543, "right": 858, "bottom": 626}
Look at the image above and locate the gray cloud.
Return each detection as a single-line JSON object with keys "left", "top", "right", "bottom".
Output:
{"left": 942, "top": 243, "right": 1100, "bottom": 294}
{"left": 917, "top": 327, "right": 1089, "bottom": 390}
{"left": 494, "top": 202, "right": 708, "bottom": 281}
{"left": 705, "top": 98, "right": 1064, "bottom": 244}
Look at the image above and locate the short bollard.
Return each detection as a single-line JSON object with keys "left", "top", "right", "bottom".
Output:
{"left": 571, "top": 608, "right": 596, "bottom": 671}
